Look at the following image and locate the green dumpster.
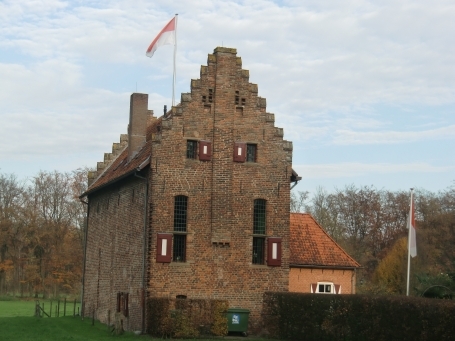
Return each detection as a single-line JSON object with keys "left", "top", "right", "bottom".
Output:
{"left": 226, "top": 308, "right": 250, "bottom": 336}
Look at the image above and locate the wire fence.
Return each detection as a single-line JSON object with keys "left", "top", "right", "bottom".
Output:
{"left": 34, "top": 298, "right": 81, "bottom": 318}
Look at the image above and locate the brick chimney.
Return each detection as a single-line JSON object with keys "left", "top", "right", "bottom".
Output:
{"left": 128, "top": 93, "right": 148, "bottom": 161}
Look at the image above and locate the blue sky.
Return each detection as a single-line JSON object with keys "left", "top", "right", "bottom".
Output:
{"left": 0, "top": 0, "right": 454, "bottom": 196}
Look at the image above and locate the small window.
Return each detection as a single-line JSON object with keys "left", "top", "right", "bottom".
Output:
{"left": 173, "top": 195, "right": 187, "bottom": 262}
{"left": 187, "top": 140, "right": 197, "bottom": 159}
{"left": 311, "top": 282, "right": 340, "bottom": 294}
{"left": 252, "top": 237, "right": 265, "bottom": 265}
{"left": 116, "top": 292, "right": 129, "bottom": 317}
{"left": 246, "top": 144, "right": 256, "bottom": 162}
{"left": 173, "top": 234, "right": 186, "bottom": 262}
{"left": 208, "top": 89, "right": 213, "bottom": 103}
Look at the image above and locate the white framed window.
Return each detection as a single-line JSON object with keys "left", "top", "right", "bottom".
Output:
{"left": 311, "top": 282, "right": 341, "bottom": 294}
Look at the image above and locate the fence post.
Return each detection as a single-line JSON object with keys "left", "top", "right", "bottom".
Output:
{"left": 73, "top": 299, "right": 76, "bottom": 317}
{"left": 35, "top": 301, "right": 40, "bottom": 317}
{"left": 64, "top": 298, "right": 66, "bottom": 317}
{"left": 50, "top": 301, "right": 53, "bottom": 318}
{"left": 58, "top": 300, "right": 60, "bottom": 317}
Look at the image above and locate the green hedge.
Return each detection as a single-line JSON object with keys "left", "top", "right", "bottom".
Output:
{"left": 263, "top": 292, "right": 455, "bottom": 341}
{"left": 146, "top": 297, "right": 228, "bottom": 338}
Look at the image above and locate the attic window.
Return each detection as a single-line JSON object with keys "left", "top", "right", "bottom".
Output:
{"left": 187, "top": 140, "right": 197, "bottom": 159}
{"left": 246, "top": 144, "right": 256, "bottom": 162}
{"left": 208, "top": 89, "right": 213, "bottom": 103}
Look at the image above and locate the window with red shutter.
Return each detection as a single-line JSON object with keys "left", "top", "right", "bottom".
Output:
{"left": 267, "top": 237, "right": 282, "bottom": 266}
{"left": 156, "top": 233, "right": 172, "bottom": 263}
{"left": 199, "top": 141, "right": 212, "bottom": 161}
{"left": 233, "top": 142, "right": 246, "bottom": 162}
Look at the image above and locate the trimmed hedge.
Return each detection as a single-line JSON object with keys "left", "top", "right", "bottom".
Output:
{"left": 146, "top": 297, "right": 228, "bottom": 338}
{"left": 263, "top": 292, "right": 455, "bottom": 341}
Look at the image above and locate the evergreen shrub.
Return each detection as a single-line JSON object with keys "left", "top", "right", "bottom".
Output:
{"left": 263, "top": 292, "right": 455, "bottom": 341}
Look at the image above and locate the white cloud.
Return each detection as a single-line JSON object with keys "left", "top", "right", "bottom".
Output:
{"left": 333, "top": 125, "right": 455, "bottom": 145}
{"left": 294, "top": 162, "right": 455, "bottom": 179}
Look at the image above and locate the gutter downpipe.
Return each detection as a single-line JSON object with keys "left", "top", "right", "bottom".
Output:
{"left": 134, "top": 169, "right": 149, "bottom": 334}
{"left": 79, "top": 197, "right": 89, "bottom": 319}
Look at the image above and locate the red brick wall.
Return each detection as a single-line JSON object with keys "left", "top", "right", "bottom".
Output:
{"left": 289, "top": 267, "right": 356, "bottom": 294}
{"left": 84, "top": 47, "right": 294, "bottom": 334}
{"left": 147, "top": 47, "right": 293, "bottom": 332}
{"left": 83, "top": 176, "right": 147, "bottom": 332}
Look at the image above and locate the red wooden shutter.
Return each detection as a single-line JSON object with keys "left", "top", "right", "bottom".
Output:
{"left": 199, "top": 141, "right": 212, "bottom": 161}
{"left": 311, "top": 283, "right": 317, "bottom": 293}
{"left": 156, "top": 233, "right": 172, "bottom": 263}
{"left": 267, "top": 237, "right": 282, "bottom": 266}
{"left": 233, "top": 142, "right": 246, "bottom": 162}
{"left": 334, "top": 284, "right": 341, "bottom": 294}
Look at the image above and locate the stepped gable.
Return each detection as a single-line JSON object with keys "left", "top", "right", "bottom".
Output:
{"left": 290, "top": 213, "right": 360, "bottom": 268}
{"left": 84, "top": 117, "right": 162, "bottom": 195}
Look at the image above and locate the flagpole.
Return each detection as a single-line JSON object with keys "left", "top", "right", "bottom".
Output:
{"left": 406, "top": 188, "right": 413, "bottom": 296}
{"left": 172, "top": 14, "right": 178, "bottom": 107}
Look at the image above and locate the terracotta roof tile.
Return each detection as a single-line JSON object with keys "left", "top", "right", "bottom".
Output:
{"left": 290, "top": 213, "right": 360, "bottom": 268}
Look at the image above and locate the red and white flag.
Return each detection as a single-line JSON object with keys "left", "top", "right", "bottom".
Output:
{"left": 146, "top": 17, "right": 176, "bottom": 58}
{"left": 408, "top": 192, "right": 417, "bottom": 257}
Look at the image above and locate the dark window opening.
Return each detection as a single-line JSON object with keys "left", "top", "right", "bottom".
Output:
{"left": 253, "top": 199, "right": 266, "bottom": 234}
{"left": 116, "top": 292, "right": 129, "bottom": 317}
{"left": 252, "top": 237, "right": 265, "bottom": 265}
{"left": 176, "top": 295, "right": 187, "bottom": 299}
{"left": 235, "top": 91, "right": 239, "bottom": 105}
{"left": 247, "top": 144, "right": 257, "bottom": 162}
{"left": 202, "top": 95, "right": 206, "bottom": 103}
{"left": 241, "top": 98, "right": 246, "bottom": 106}
{"left": 208, "top": 89, "right": 213, "bottom": 103}
{"left": 173, "top": 234, "right": 186, "bottom": 262}
{"left": 186, "top": 140, "right": 197, "bottom": 159}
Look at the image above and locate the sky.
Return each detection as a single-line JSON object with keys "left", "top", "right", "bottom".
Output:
{"left": 0, "top": 0, "right": 454, "bottom": 197}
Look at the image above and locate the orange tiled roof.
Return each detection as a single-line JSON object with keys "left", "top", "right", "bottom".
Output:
{"left": 290, "top": 213, "right": 360, "bottom": 268}
{"left": 83, "top": 117, "right": 162, "bottom": 196}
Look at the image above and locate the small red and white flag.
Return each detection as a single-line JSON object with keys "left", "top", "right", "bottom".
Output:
{"left": 146, "top": 17, "right": 176, "bottom": 58}
{"left": 408, "top": 192, "right": 417, "bottom": 257}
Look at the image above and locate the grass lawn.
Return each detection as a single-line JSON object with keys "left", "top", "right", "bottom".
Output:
{"left": 0, "top": 298, "right": 81, "bottom": 317}
{"left": 0, "top": 299, "right": 273, "bottom": 341}
{"left": 0, "top": 316, "right": 155, "bottom": 341}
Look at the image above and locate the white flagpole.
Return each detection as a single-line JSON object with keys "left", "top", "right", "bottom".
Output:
{"left": 172, "top": 14, "right": 178, "bottom": 107}
{"left": 406, "top": 188, "right": 413, "bottom": 296}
